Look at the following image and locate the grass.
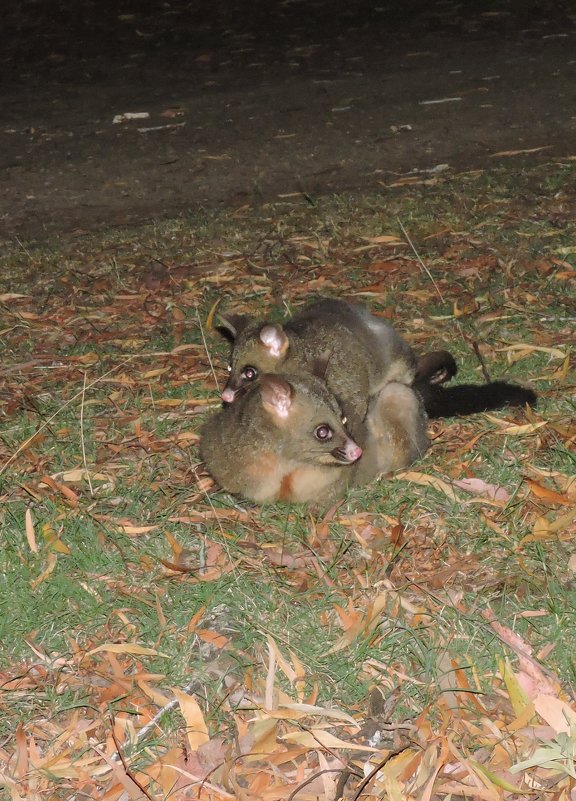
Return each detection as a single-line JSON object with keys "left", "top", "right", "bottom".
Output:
{"left": 0, "top": 159, "right": 575, "bottom": 799}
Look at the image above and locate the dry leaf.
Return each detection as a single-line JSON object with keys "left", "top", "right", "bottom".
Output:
{"left": 533, "top": 694, "right": 576, "bottom": 734}
{"left": 85, "top": 643, "right": 169, "bottom": 658}
{"left": 396, "top": 471, "right": 458, "bottom": 501}
{"left": 173, "top": 688, "right": 210, "bottom": 751}
{"left": 452, "top": 477, "right": 510, "bottom": 502}
{"left": 525, "top": 479, "right": 573, "bottom": 506}
{"left": 25, "top": 508, "right": 38, "bottom": 553}
{"left": 281, "top": 728, "right": 377, "bottom": 752}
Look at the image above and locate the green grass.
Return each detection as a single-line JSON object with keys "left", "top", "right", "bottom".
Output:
{"left": 0, "top": 158, "right": 574, "bottom": 797}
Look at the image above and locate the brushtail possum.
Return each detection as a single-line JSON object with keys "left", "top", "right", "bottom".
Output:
{"left": 216, "top": 298, "right": 536, "bottom": 420}
{"left": 218, "top": 297, "right": 416, "bottom": 432}
{"left": 200, "top": 372, "right": 428, "bottom": 504}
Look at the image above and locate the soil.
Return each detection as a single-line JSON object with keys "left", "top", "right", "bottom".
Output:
{"left": 2, "top": 0, "right": 575, "bottom": 241}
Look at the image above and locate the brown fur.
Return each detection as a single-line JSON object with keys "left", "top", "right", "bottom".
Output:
{"left": 200, "top": 372, "right": 428, "bottom": 505}
{"left": 218, "top": 297, "right": 536, "bottom": 423}
{"left": 218, "top": 297, "right": 417, "bottom": 434}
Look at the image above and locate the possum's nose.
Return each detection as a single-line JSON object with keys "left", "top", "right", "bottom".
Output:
{"left": 221, "top": 386, "right": 237, "bottom": 403}
{"left": 345, "top": 439, "right": 362, "bottom": 462}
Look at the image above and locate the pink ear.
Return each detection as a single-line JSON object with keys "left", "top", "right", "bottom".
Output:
{"left": 259, "top": 324, "right": 289, "bottom": 358}
{"left": 260, "top": 375, "right": 293, "bottom": 419}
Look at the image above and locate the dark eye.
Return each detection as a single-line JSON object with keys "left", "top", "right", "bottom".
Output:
{"left": 314, "top": 424, "right": 333, "bottom": 441}
{"left": 241, "top": 365, "right": 258, "bottom": 381}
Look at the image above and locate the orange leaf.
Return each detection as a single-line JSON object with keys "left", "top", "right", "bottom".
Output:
{"left": 15, "top": 723, "right": 28, "bottom": 779}
{"left": 360, "top": 235, "right": 404, "bottom": 245}
{"left": 187, "top": 605, "right": 207, "bottom": 633}
{"left": 86, "top": 643, "right": 169, "bottom": 658}
{"left": 25, "top": 508, "right": 38, "bottom": 553}
{"left": 120, "top": 524, "right": 159, "bottom": 535}
{"left": 525, "top": 478, "right": 572, "bottom": 505}
{"left": 196, "top": 629, "right": 230, "bottom": 649}
{"left": 39, "top": 474, "right": 79, "bottom": 506}
{"left": 31, "top": 552, "right": 58, "bottom": 589}
{"left": 281, "top": 728, "right": 376, "bottom": 752}
{"left": 173, "top": 688, "right": 210, "bottom": 751}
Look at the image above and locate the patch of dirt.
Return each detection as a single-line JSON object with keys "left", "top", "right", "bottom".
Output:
{"left": 2, "top": 0, "right": 575, "bottom": 240}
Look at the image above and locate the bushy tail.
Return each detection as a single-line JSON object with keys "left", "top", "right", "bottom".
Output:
{"left": 419, "top": 381, "right": 537, "bottom": 419}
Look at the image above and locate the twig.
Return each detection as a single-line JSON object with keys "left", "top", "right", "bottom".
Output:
{"left": 80, "top": 371, "right": 94, "bottom": 496}
{"left": 397, "top": 218, "right": 476, "bottom": 356}
{"left": 196, "top": 307, "right": 220, "bottom": 392}
{"left": 471, "top": 340, "right": 492, "bottom": 383}
{"left": 13, "top": 235, "right": 37, "bottom": 264}
{"left": 111, "top": 679, "right": 201, "bottom": 760}
{"left": 109, "top": 715, "right": 154, "bottom": 800}
{"left": 191, "top": 466, "right": 228, "bottom": 539}
{"left": 397, "top": 218, "right": 445, "bottom": 305}
{"left": 351, "top": 744, "right": 412, "bottom": 800}
{"left": 90, "top": 744, "right": 150, "bottom": 800}
{"left": 334, "top": 768, "right": 356, "bottom": 801}
{"left": 287, "top": 767, "right": 361, "bottom": 801}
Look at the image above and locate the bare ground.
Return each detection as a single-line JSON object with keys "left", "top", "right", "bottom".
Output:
{"left": 2, "top": 0, "right": 575, "bottom": 240}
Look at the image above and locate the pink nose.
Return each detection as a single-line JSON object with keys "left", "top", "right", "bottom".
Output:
{"left": 347, "top": 442, "right": 362, "bottom": 462}
{"left": 221, "top": 387, "right": 236, "bottom": 403}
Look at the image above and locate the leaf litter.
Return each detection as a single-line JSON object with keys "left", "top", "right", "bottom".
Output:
{"left": 0, "top": 162, "right": 575, "bottom": 799}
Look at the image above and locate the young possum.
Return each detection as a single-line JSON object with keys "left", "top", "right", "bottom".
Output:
{"left": 217, "top": 298, "right": 536, "bottom": 421}
{"left": 218, "top": 297, "right": 417, "bottom": 433}
{"left": 200, "top": 372, "right": 428, "bottom": 505}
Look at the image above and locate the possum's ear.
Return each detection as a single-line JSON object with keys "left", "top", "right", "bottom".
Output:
{"left": 215, "top": 312, "right": 252, "bottom": 343}
{"left": 260, "top": 375, "right": 293, "bottom": 420}
{"left": 259, "top": 324, "right": 289, "bottom": 358}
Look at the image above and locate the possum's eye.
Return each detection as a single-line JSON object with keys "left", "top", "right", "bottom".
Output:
{"left": 314, "top": 424, "right": 333, "bottom": 441}
{"left": 227, "top": 365, "right": 232, "bottom": 373}
{"left": 242, "top": 365, "right": 258, "bottom": 381}
{"left": 341, "top": 416, "right": 347, "bottom": 426}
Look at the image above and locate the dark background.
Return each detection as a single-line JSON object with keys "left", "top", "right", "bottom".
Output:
{"left": 2, "top": 0, "right": 575, "bottom": 238}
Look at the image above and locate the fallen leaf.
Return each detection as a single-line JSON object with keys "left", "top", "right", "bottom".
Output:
{"left": 533, "top": 694, "right": 576, "bottom": 734}
{"left": 85, "top": 643, "right": 169, "bottom": 658}
{"left": 452, "top": 477, "right": 510, "bottom": 502}
{"left": 525, "top": 479, "right": 573, "bottom": 506}
{"left": 25, "top": 508, "right": 38, "bottom": 553}
{"left": 484, "top": 416, "right": 547, "bottom": 435}
{"left": 490, "top": 146, "right": 551, "bottom": 157}
{"left": 396, "top": 471, "right": 458, "bottom": 501}
{"left": 31, "top": 552, "right": 58, "bottom": 589}
{"left": 281, "top": 728, "right": 377, "bottom": 752}
{"left": 173, "top": 688, "right": 210, "bottom": 751}
{"left": 0, "top": 293, "right": 29, "bottom": 301}
{"left": 360, "top": 235, "right": 404, "bottom": 245}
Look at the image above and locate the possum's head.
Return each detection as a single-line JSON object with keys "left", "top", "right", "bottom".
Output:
{"left": 258, "top": 373, "right": 362, "bottom": 466}
{"left": 217, "top": 312, "right": 291, "bottom": 403}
